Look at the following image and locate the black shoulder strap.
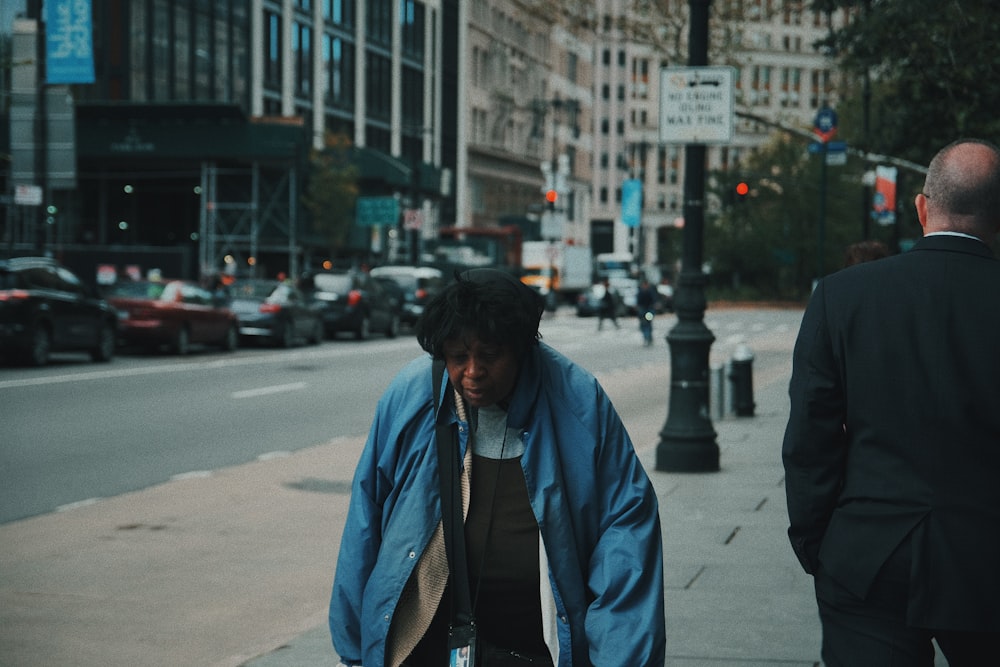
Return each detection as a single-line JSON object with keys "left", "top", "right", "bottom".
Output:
{"left": 432, "top": 359, "right": 474, "bottom": 626}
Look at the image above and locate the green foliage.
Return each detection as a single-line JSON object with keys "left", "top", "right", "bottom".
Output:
{"left": 705, "top": 135, "right": 866, "bottom": 298}
{"left": 813, "top": 0, "right": 1000, "bottom": 164}
{"left": 301, "top": 133, "right": 359, "bottom": 253}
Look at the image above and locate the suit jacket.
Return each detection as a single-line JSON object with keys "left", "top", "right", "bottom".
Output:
{"left": 782, "top": 234, "right": 1000, "bottom": 631}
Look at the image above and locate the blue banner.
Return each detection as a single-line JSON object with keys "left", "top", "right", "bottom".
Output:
{"left": 622, "top": 179, "right": 643, "bottom": 228}
{"left": 45, "top": 0, "right": 95, "bottom": 84}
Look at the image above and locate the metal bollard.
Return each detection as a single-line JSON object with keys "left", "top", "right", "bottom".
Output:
{"left": 729, "top": 344, "right": 756, "bottom": 417}
{"left": 711, "top": 363, "right": 725, "bottom": 421}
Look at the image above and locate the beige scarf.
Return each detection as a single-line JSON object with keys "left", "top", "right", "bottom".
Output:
{"left": 385, "top": 389, "right": 471, "bottom": 667}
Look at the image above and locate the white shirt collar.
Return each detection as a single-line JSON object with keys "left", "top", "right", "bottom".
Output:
{"left": 925, "top": 231, "right": 983, "bottom": 242}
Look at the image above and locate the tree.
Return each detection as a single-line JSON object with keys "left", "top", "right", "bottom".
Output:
{"left": 301, "top": 132, "right": 359, "bottom": 254}
{"left": 705, "top": 134, "right": 864, "bottom": 299}
{"left": 813, "top": 0, "right": 1000, "bottom": 165}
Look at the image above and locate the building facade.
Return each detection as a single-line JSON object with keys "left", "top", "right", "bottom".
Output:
{"left": 1, "top": 0, "right": 846, "bottom": 281}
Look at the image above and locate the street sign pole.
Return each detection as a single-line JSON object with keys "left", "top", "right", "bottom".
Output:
{"left": 656, "top": 0, "right": 720, "bottom": 473}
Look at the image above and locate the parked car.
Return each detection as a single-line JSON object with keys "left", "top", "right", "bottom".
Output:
{"left": 104, "top": 279, "right": 239, "bottom": 355}
{"left": 300, "top": 269, "right": 401, "bottom": 340}
{"left": 0, "top": 256, "right": 118, "bottom": 366}
{"left": 369, "top": 265, "right": 446, "bottom": 326}
{"left": 227, "top": 279, "right": 324, "bottom": 347}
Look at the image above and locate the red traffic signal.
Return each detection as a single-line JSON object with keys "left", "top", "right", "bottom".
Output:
{"left": 545, "top": 189, "right": 558, "bottom": 204}
{"left": 735, "top": 182, "right": 749, "bottom": 197}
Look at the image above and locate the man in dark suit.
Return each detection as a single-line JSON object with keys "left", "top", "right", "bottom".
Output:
{"left": 782, "top": 138, "right": 1000, "bottom": 665}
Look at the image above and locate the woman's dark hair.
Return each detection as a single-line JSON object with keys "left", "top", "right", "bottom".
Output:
{"left": 415, "top": 268, "right": 544, "bottom": 359}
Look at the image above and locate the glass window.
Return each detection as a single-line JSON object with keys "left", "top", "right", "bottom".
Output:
{"left": 264, "top": 11, "right": 282, "bottom": 90}
{"left": 293, "top": 21, "right": 312, "bottom": 97}
{"left": 324, "top": 35, "right": 355, "bottom": 110}
{"left": 401, "top": 0, "right": 425, "bottom": 60}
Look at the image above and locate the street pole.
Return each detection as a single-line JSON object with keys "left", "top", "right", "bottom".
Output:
{"left": 656, "top": 0, "right": 719, "bottom": 473}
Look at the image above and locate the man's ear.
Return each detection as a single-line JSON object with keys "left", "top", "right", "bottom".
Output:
{"left": 915, "top": 192, "right": 930, "bottom": 233}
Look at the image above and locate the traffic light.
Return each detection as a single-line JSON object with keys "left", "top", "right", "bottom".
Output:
{"left": 545, "top": 189, "right": 558, "bottom": 210}
{"left": 735, "top": 181, "right": 749, "bottom": 202}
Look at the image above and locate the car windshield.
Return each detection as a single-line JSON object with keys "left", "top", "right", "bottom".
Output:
{"left": 106, "top": 281, "right": 168, "bottom": 300}
{"left": 233, "top": 280, "right": 279, "bottom": 299}
{"left": 312, "top": 273, "right": 354, "bottom": 293}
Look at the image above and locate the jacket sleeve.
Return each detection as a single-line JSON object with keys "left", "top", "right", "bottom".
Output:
{"left": 585, "top": 394, "right": 667, "bottom": 665}
{"left": 329, "top": 401, "right": 391, "bottom": 665}
{"left": 781, "top": 280, "right": 848, "bottom": 574}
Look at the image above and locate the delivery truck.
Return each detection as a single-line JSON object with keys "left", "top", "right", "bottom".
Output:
{"left": 520, "top": 241, "right": 593, "bottom": 307}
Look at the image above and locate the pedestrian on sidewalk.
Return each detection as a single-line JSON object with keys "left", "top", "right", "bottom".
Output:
{"left": 596, "top": 277, "right": 620, "bottom": 331}
{"left": 783, "top": 138, "right": 1000, "bottom": 665}
{"left": 329, "top": 268, "right": 665, "bottom": 667}
{"left": 636, "top": 277, "right": 657, "bottom": 346}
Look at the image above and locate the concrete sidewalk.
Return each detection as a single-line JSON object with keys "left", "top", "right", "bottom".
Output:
{"left": 246, "top": 362, "right": 825, "bottom": 666}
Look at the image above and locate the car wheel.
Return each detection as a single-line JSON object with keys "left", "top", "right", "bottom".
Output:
{"left": 220, "top": 324, "right": 238, "bottom": 352}
{"left": 355, "top": 315, "right": 371, "bottom": 341}
{"left": 91, "top": 322, "right": 116, "bottom": 362}
{"left": 173, "top": 327, "right": 191, "bottom": 355}
{"left": 27, "top": 323, "right": 51, "bottom": 366}
{"left": 308, "top": 319, "right": 324, "bottom": 345}
{"left": 386, "top": 314, "right": 400, "bottom": 339}
{"left": 277, "top": 321, "right": 294, "bottom": 348}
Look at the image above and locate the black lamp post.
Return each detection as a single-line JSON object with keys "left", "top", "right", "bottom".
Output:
{"left": 656, "top": 0, "right": 720, "bottom": 473}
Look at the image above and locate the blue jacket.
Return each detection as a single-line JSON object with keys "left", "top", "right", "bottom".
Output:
{"left": 330, "top": 342, "right": 665, "bottom": 665}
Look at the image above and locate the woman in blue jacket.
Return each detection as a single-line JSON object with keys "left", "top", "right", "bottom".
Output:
{"left": 330, "top": 268, "right": 665, "bottom": 666}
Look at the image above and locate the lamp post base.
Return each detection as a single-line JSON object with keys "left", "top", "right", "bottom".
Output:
{"left": 656, "top": 316, "right": 720, "bottom": 472}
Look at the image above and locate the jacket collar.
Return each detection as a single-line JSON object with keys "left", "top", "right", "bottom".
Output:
{"left": 505, "top": 344, "right": 544, "bottom": 430}
{"left": 913, "top": 233, "right": 996, "bottom": 260}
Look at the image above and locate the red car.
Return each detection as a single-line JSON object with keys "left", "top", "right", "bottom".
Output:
{"left": 105, "top": 279, "right": 239, "bottom": 355}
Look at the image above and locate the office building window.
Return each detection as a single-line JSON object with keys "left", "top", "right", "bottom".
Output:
{"left": 293, "top": 21, "right": 312, "bottom": 97}
{"left": 325, "top": 0, "right": 355, "bottom": 26}
{"left": 264, "top": 10, "right": 282, "bottom": 92}
{"left": 367, "top": 0, "right": 392, "bottom": 47}
{"left": 366, "top": 53, "right": 392, "bottom": 121}
{"left": 324, "top": 35, "right": 355, "bottom": 110}
{"left": 401, "top": 0, "right": 425, "bottom": 60}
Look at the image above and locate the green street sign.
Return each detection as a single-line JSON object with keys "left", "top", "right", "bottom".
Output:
{"left": 356, "top": 196, "right": 400, "bottom": 227}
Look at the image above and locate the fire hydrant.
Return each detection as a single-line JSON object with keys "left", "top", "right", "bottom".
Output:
{"left": 729, "top": 343, "right": 756, "bottom": 417}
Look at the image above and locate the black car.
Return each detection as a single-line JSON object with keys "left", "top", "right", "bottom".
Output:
{"left": 301, "top": 269, "right": 401, "bottom": 340}
{"left": 369, "top": 265, "right": 446, "bottom": 326}
{"left": 228, "top": 279, "right": 324, "bottom": 347}
{"left": 0, "top": 256, "right": 118, "bottom": 366}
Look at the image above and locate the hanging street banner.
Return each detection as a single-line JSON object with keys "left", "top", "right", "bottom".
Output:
{"left": 659, "top": 66, "right": 735, "bottom": 144}
{"left": 873, "top": 165, "right": 898, "bottom": 226}
{"left": 812, "top": 106, "right": 838, "bottom": 143}
{"left": 45, "top": 0, "right": 96, "bottom": 84}
{"left": 622, "top": 179, "right": 643, "bottom": 228}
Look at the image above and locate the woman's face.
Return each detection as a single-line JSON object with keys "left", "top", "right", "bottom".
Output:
{"left": 442, "top": 334, "right": 520, "bottom": 409}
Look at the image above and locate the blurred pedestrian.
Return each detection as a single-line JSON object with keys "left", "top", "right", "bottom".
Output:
{"left": 636, "top": 278, "right": 657, "bottom": 346}
{"left": 783, "top": 138, "right": 1000, "bottom": 665}
{"left": 329, "top": 268, "right": 665, "bottom": 667}
{"left": 596, "top": 277, "right": 620, "bottom": 331}
{"left": 843, "top": 239, "right": 890, "bottom": 267}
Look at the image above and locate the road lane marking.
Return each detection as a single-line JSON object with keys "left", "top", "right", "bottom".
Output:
{"left": 56, "top": 498, "right": 102, "bottom": 512}
{"left": 231, "top": 382, "right": 308, "bottom": 399}
{"left": 171, "top": 470, "right": 213, "bottom": 481}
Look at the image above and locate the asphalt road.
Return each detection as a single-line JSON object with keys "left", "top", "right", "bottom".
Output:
{"left": 0, "top": 307, "right": 804, "bottom": 525}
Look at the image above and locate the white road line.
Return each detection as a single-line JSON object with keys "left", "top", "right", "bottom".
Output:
{"left": 257, "top": 450, "right": 292, "bottom": 461}
{"left": 230, "top": 382, "right": 308, "bottom": 400}
{"left": 56, "top": 497, "right": 102, "bottom": 512}
{"left": 170, "top": 470, "right": 213, "bottom": 481}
